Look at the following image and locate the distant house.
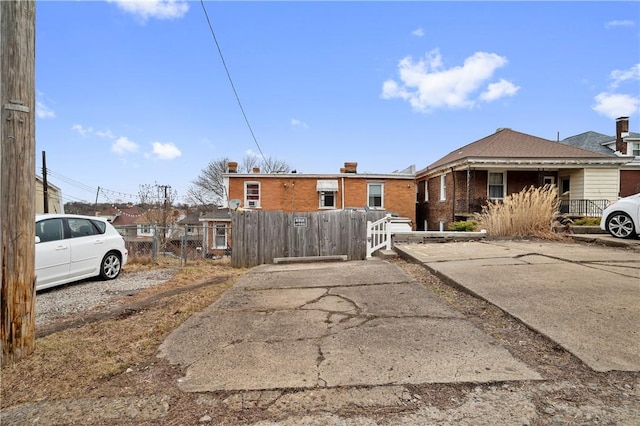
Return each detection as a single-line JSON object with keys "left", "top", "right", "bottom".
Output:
{"left": 416, "top": 128, "right": 629, "bottom": 231}
{"left": 223, "top": 161, "right": 416, "bottom": 227}
{"left": 105, "top": 205, "right": 187, "bottom": 256}
{"left": 35, "top": 175, "right": 64, "bottom": 214}
{"left": 561, "top": 117, "right": 640, "bottom": 197}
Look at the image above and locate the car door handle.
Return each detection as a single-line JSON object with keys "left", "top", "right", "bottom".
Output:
{"left": 55, "top": 245, "right": 68, "bottom": 251}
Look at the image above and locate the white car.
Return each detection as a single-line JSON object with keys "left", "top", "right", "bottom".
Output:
{"left": 35, "top": 214, "right": 128, "bottom": 291}
{"left": 600, "top": 193, "right": 640, "bottom": 239}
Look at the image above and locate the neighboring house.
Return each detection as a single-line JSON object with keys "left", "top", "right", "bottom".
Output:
{"left": 223, "top": 161, "right": 417, "bottom": 227}
{"left": 561, "top": 117, "right": 640, "bottom": 197}
{"left": 416, "top": 128, "right": 629, "bottom": 231}
{"left": 105, "top": 205, "right": 187, "bottom": 256}
{"left": 35, "top": 175, "right": 64, "bottom": 214}
{"left": 198, "top": 207, "right": 232, "bottom": 257}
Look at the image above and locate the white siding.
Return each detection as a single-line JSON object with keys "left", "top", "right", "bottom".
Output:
{"left": 567, "top": 170, "right": 585, "bottom": 199}
{"left": 583, "top": 169, "right": 619, "bottom": 201}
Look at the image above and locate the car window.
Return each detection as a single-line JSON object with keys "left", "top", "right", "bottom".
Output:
{"left": 36, "top": 218, "right": 64, "bottom": 243}
{"left": 91, "top": 220, "right": 107, "bottom": 234}
{"left": 68, "top": 218, "right": 98, "bottom": 238}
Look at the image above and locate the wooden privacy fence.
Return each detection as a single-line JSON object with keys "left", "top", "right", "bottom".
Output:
{"left": 231, "top": 210, "right": 387, "bottom": 268}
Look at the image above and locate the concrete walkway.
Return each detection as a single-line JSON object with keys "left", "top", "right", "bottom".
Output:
{"left": 394, "top": 239, "right": 640, "bottom": 372}
{"left": 158, "top": 259, "right": 540, "bottom": 392}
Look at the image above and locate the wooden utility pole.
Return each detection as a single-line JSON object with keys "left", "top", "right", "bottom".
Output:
{"left": 1, "top": 0, "right": 36, "bottom": 366}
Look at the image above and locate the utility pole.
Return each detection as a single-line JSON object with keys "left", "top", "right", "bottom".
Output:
{"left": 42, "top": 150, "right": 48, "bottom": 213}
{"left": 1, "top": 0, "right": 37, "bottom": 366}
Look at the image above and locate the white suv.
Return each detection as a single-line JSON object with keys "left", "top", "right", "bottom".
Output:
{"left": 35, "top": 214, "right": 129, "bottom": 291}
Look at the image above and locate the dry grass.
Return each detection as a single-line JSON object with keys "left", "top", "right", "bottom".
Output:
{"left": 474, "top": 185, "right": 564, "bottom": 239}
{"left": 0, "top": 258, "right": 248, "bottom": 408}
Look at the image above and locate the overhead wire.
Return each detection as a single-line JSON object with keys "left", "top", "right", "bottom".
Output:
{"left": 199, "top": 0, "right": 268, "bottom": 165}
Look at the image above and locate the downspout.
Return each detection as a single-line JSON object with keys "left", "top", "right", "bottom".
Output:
{"left": 341, "top": 176, "right": 345, "bottom": 210}
{"left": 451, "top": 167, "right": 456, "bottom": 223}
{"left": 466, "top": 167, "right": 471, "bottom": 214}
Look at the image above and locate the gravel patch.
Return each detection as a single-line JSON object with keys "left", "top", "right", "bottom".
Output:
{"left": 36, "top": 270, "right": 176, "bottom": 327}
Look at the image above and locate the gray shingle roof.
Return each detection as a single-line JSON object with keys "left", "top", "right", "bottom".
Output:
{"left": 560, "top": 131, "right": 613, "bottom": 154}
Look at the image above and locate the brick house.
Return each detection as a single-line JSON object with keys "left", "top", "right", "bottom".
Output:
{"left": 223, "top": 161, "right": 416, "bottom": 227}
{"left": 198, "top": 207, "right": 232, "bottom": 257}
{"left": 416, "top": 128, "right": 629, "bottom": 231}
{"left": 561, "top": 117, "right": 640, "bottom": 197}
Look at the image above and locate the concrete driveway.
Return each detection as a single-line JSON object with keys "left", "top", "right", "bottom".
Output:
{"left": 158, "top": 259, "right": 540, "bottom": 392}
{"left": 394, "top": 239, "right": 640, "bottom": 372}
{"left": 158, "top": 238, "right": 639, "bottom": 395}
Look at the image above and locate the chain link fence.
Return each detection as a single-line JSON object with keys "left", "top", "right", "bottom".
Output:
{"left": 113, "top": 224, "right": 231, "bottom": 264}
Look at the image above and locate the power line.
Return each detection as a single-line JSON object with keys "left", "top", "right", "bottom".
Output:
{"left": 199, "top": 0, "right": 267, "bottom": 165}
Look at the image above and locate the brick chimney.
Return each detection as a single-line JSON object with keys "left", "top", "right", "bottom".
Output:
{"left": 616, "top": 116, "right": 629, "bottom": 154}
{"left": 228, "top": 161, "right": 238, "bottom": 173}
{"left": 343, "top": 162, "right": 358, "bottom": 173}
{"left": 252, "top": 167, "right": 260, "bottom": 174}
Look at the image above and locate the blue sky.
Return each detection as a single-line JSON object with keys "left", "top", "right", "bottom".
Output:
{"left": 35, "top": 1, "right": 640, "bottom": 205}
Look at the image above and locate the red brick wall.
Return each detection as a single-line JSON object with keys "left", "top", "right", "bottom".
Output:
{"left": 228, "top": 176, "right": 416, "bottom": 227}
{"left": 620, "top": 170, "right": 640, "bottom": 197}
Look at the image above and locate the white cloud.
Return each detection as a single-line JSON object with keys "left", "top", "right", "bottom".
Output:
{"left": 291, "top": 118, "right": 309, "bottom": 128}
{"left": 412, "top": 28, "right": 424, "bottom": 37}
{"left": 381, "top": 48, "right": 516, "bottom": 112}
{"left": 480, "top": 79, "right": 520, "bottom": 102}
{"left": 605, "top": 20, "right": 635, "bottom": 29}
{"left": 36, "top": 101, "right": 55, "bottom": 119}
{"left": 592, "top": 93, "right": 640, "bottom": 119}
{"left": 150, "top": 141, "right": 181, "bottom": 160}
{"left": 112, "top": 136, "right": 140, "bottom": 154}
{"left": 108, "top": 0, "right": 189, "bottom": 23}
{"left": 609, "top": 64, "right": 640, "bottom": 89}
{"left": 71, "top": 124, "right": 92, "bottom": 136}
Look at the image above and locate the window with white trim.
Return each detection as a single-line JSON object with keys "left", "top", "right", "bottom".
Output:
{"left": 424, "top": 181, "right": 429, "bottom": 202}
{"left": 244, "top": 182, "right": 260, "bottom": 208}
{"left": 439, "top": 175, "right": 446, "bottom": 201}
{"left": 319, "top": 191, "right": 336, "bottom": 208}
{"left": 488, "top": 172, "right": 506, "bottom": 199}
{"left": 214, "top": 224, "right": 227, "bottom": 249}
{"left": 367, "top": 183, "right": 384, "bottom": 209}
{"left": 631, "top": 142, "right": 640, "bottom": 157}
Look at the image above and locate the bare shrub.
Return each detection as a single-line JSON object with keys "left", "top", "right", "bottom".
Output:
{"left": 474, "top": 185, "right": 563, "bottom": 238}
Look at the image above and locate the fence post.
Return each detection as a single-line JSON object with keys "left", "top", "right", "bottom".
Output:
{"left": 152, "top": 226, "right": 157, "bottom": 262}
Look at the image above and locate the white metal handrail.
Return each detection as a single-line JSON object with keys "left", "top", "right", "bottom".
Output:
{"left": 366, "top": 214, "right": 392, "bottom": 258}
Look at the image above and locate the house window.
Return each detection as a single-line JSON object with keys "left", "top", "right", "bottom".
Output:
{"left": 367, "top": 183, "right": 384, "bottom": 209}
{"left": 561, "top": 177, "right": 570, "bottom": 195}
{"left": 424, "top": 181, "right": 429, "bottom": 202}
{"left": 244, "top": 182, "right": 260, "bottom": 208}
{"left": 440, "top": 175, "right": 446, "bottom": 201}
{"left": 488, "top": 172, "right": 506, "bottom": 199}
{"left": 319, "top": 191, "right": 336, "bottom": 208}
{"left": 631, "top": 142, "right": 640, "bottom": 157}
{"left": 139, "top": 224, "right": 152, "bottom": 235}
{"left": 214, "top": 224, "right": 227, "bottom": 249}
{"left": 543, "top": 176, "right": 555, "bottom": 187}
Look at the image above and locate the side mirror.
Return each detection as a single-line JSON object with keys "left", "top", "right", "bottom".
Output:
{"left": 35, "top": 236, "right": 41, "bottom": 244}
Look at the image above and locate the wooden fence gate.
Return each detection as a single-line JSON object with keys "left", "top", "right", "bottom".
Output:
{"left": 231, "top": 210, "right": 387, "bottom": 268}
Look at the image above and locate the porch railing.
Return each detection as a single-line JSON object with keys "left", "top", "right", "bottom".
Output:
{"left": 559, "top": 199, "right": 609, "bottom": 217}
{"left": 454, "top": 198, "right": 610, "bottom": 218}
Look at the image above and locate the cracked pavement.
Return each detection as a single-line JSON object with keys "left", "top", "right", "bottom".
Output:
{"left": 157, "top": 258, "right": 541, "bottom": 392}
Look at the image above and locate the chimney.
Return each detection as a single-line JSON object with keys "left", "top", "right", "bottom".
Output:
{"left": 228, "top": 161, "right": 238, "bottom": 173}
{"left": 616, "top": 117, "right": 629, "bottom": 154}
{"left": 252, "top": 167, "right": 260, "bottom": 174}
{"left": 343, "top": 162, "right": 358, "bottom": 173}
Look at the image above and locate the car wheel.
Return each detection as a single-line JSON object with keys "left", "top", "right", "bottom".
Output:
{"left": 100, "top": 251, "right": 122, "bottom": 280}
{"left": 605, "top": 212, "right": 636, "bottom": 239}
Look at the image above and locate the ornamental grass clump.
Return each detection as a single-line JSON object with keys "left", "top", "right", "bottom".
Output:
{"left": 474, "top": 185, "right": 561, "bottom": 238}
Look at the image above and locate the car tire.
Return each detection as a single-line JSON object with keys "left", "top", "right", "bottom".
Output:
{"left": 605, "top": 212, "right": 636, "bottom": 239}
{"left": 100, "top": 251, "right": 122, "bottom": 280}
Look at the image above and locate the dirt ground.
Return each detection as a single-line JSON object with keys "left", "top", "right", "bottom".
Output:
{"left": 1, "top": 257, "right": 638, "bottom": 425}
